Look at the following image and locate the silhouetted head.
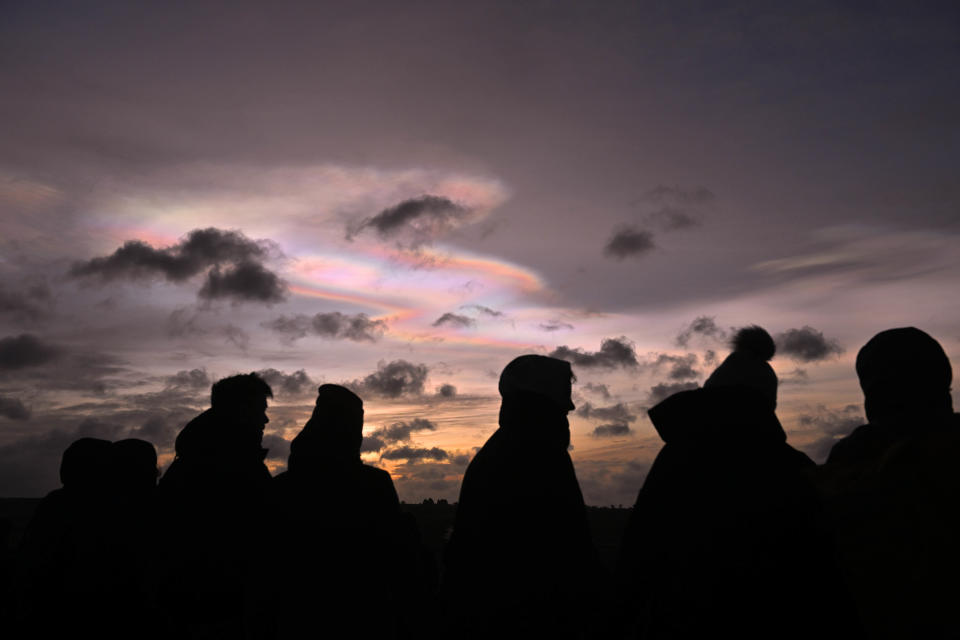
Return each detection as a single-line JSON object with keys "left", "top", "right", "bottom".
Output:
{"left": 112, "top": 438, "right": 159, "bottom": 492}
{"left": 856, "top": 327, "right": 953, "bottom": 424}
{"left": 210, "top": 372, "right": 273, "bottom": 449}
{"left": 289, "top": 384, "right": 364, "bottom": 471}
{"left": 703, "top": 325, "right": 778, "bottom": 410}
{"left": 60, "top": 437, "right": 113, "bottom": 489}
{"left": 498, "top": 355, "right": 575, "bottom": 447}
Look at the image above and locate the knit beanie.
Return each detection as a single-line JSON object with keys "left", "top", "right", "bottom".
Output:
{"left": 703, "top": 325, "right": 778, "bottom": 410}
{"left": 856, "top": 327, "right": 951, "bottom": 397}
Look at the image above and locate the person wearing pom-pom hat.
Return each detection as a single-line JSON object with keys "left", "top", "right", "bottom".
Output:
{"left": 616, "top": 326, "right": 861, "bottom": 639}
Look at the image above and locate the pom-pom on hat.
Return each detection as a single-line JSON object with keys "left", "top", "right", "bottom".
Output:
{"left": 703, "top": 325, "right": 778, "bottom": 409}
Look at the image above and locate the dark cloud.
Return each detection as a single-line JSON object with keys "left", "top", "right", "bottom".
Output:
{"left": 604, "top": 225, "right": 655, "bottom": 259}
{"left": 256, "top": 368, "right": 316, "bottom": 397}
{"left": 262, "top": 432, "right": 291, "bottom": 462}
{"left": 675, "top": 316, "right": 727, "bottom": 347}
{"left": 0, "top": 281, "right": 52, "bottom": 322}
{"left": 648, "top": 381, "right": 699, "bottom": 405}
{"left": 0, "top": 334, "right": 62, "bottom": 370}
{"left": 577, "top": 402, "right": 637, "bottom": 424}
{"left": 462, "top": 304, "right": 504, "bottom": 318}
{"left": 646, "top": 206, "right": 700, "bottom": 231}
{"left": 360, "top": 434, "right": 386, "bottom": 453}
{"left": 370, "top": 418, "right": 437, "bottom": 445}
{"left": 796, "top": 404, "right": 864, "bottom": 462}
{"left": 263, "top": 311, "right": 387, "bottom": 342}
{"left": 550, "top": 336, "right": 638, "bottom": 369}
{"left": 540, "top": 320, "right": 575, "bottom": 332}
{"left": 0, "top": 395, "right": 30, "bottom": 420}
{"left": 591, "top": 423, "right": 633, "bottom": 438}
{"left": 644, "top": 185, "right": 715, "bottom": 204}
{"left": 432, "top": 312, "right": 475, "bottom": 328}
{"left": 437, "top": 383, "right": 457, "bottom": 398}
{"left": 347, "top": 195, "right": 472, "bottom": 247}
{"left": 581, "top": 382, "right": 611, "bottom": 399}
{"left": 779, "top": 368, "right": 809, "bottom": 385}
{"left": 70, "top": 228, "right": 287, "bottom": 303}
{"left": 652, "top": 353, "right": 701, "bottom": 380}
{"left": 164, "top": 368, "right": 210, "bottom": 391}
{"left": 380, "top": 446, "right": 449, "bottom": 462}
{"left": 774, "top": 326, "right": 844, "bottom": 362}
{"left": 350, "top": 360, "right": 429, "bottom": 398}
{"left": 197, "top": 260, "right": 286, "bottom": 303}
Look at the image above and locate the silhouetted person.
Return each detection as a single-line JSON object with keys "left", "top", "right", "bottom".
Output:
{"left": 618, "top": 327, "right": 858, "bottom": 639}
{"left": 157, "top": 373, "right": 273, "bottom": 638}
{"left": 15, "top": 437, "right": 116, "bottom": 637}
{"left": 821, "top": 327, "right": 959, "bottom": 638}
{"left": 443, "top": 355, "right": 602, "bottom": 639}
{"left": 269, "top": 384, "right": 422, "bottom": 639}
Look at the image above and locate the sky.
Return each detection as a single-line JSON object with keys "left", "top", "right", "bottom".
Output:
{"left": 1, "top": 0, "right": 958, "bottom": 504}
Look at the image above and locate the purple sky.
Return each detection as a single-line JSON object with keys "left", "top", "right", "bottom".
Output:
{"left": 2, "top": 1, "right": 958, "bottom": 503}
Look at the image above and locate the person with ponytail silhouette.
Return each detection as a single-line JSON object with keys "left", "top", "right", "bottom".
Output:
{"left": 617, "top": 326, "right": 859, "bottom": 639}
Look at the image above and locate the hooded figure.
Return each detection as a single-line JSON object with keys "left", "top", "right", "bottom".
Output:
{"left": 443, "top": 355, "right": 602, "bottom": 639}
{"left": 156, "top": 373, "right": 274, "bottom": 637}
{"left": 270, "top": 384, "right": 421, "bottom": 640}
{"left": 821, "top": 328, "right": 960, "bottom": 638}
{"left": 617, "top": 327, "right": 857, "bottom": 639}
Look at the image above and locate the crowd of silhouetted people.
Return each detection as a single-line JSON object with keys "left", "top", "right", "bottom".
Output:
{"left": 1, "top": 325, "right": 957, "bottom": 639}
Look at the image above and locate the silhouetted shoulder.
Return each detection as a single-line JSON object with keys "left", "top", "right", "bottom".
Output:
{"left": 359, "top": 464, "right": 401, "bottom": 509}
{"left": 825, "top": 423, "right": 874, "bottom": 464}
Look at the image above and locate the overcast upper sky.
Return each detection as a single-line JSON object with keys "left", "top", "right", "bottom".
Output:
{"left": 2, "top": 0, "right": 958, "bottom": 503}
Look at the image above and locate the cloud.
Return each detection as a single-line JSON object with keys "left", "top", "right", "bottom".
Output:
{"left": 462, "top": 304, "right": 504, "bottom": 318}
{"left": 581, "top": 382, "right": 611, "bottom": 399}
{"left": 255, "top": 368, "right": 317, "bottom": 397}
{"left": 360, "top": 435, "right": 386, "bottom": 453}
{"left": 592, "top": 423, "right": 633, "bottom": 438}
{"left": 197, "top": 260, "right": 286, "bottom": 303}
{"left": 350, "top": 360, "right": 429, "bottom": 398}
{"left": 550, "top": 337, "right": 638, "bottom": 369}
{"left": 437, "top": 383, "right": 457, "bottom": 398}
{"left": 643, "top": 185, "right": 715, "bottom": 204}
{"left": 774, "top": 326, "right": 844, "bottom": 362}
{"left": 779, "top": 368, "right": 809, "bottom": 385}
{"left": 652, "top": 353, "right": 701, "bottom": 380}
{"left": 540, "top": 320, "right": 575, "bottom": 332}
{"left": 648, "top": 381, "right": 699, "bottom": 405}
{"left": 577, "top": 402, "right": 637, "bottom": 424}
{"left": 261, "top": 432, "right": 291, "bottom": 462}
{"left": 0, "top": 395, "right": 30, "bottom": 420}
{"left": 164, "top": 368, "right": 210, "bottom": 391}
{"left": 432, "top": 312, "right": 475, "bottom": 328}
{"left": 370, "top": 418, "right": 437, "bottom": 444}
{"left": 0, "top": 334, "right": 62, "bottom": 369}
{"left": 604, "top": 226, "right": 655, "bottom": 259}
{"left": 347, "top": 195, "right": 473, "bottom": 247}
{"left": 263, "top": 312, "right": 387, "bottom": 342}
{"left": 70, "top": 227, "right": 287, "bottom": 303}
{"left": 796, "top": 404, "right": 864, "bottom": 462}
{"left": 380, "top": 446, "right": 449, "bottom": 462}
{"left": 0, "top": 281, "right": 52, "bottom": 322}
{"left": 645, "top": 206, "right": 700, "bottom": 231}
{"left": 675, "top": 316, "right": 727, "bottom": 347}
